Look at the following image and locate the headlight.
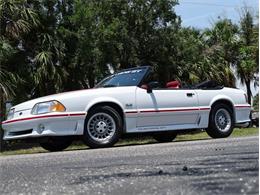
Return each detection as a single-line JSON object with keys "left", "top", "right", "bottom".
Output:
{"left": 31, "top": 100, "right": 66, "bottom": 115}
{"left": 7, "top": 108, "right": 15, "bottom": 120}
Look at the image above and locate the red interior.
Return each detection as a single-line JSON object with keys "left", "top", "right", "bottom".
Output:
{"left": 166, "top": 81, "right": 180, "bottom": 89}
{"left": 140, "top": 84, "right": 148, "bottom": 90}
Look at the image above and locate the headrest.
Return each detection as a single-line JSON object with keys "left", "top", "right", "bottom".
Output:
{"left": 166, "top": 80, "right": 180, "bottom": 88}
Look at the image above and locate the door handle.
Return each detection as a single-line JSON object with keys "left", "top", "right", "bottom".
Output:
{"left": 186, "top": 93, "right": 195, "bottom": 97}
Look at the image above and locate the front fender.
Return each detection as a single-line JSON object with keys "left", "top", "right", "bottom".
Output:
{"left": 84, "top": 97, "right": 125, "bottom": 113}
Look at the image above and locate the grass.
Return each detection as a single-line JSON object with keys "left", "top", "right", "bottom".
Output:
{"left": 0, "top": 127, "right": 258, "bottom": 156}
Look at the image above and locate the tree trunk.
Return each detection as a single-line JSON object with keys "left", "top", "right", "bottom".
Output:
{"left": 245, "top": 80, "right": 252, "bottom": 105}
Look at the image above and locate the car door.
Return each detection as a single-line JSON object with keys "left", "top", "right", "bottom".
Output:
{"left": 136, "top": 87, "right": 200, "bottom": 131}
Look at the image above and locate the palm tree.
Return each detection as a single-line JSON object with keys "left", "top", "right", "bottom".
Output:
{"left": 0, "top": 0, "right": 39, "bottom": 151}
{"left": 236, "top": 9, "right": 259, "bottom": 104}
{"left": 0, "top": 0, "right": 39, "bottom": 103}
{"left": 0, "top": 68, "right": 16, "bottom": 101}
{"left": 0, "top": 37, "right": 17, "bottom": 120}
{"left": 33, "top": 34, "right": 68, "bottom": 96}
{"left": 197, "top": 19, "right": 239, "bottom": 87}
{"left": 0, "top": 0, "right": 39, "bottom": 37}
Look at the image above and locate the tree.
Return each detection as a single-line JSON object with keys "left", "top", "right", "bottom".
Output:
{"left": 0, "top": 0, "right": 40, "bottom": 103}
{"left": 201, "top": 19, "right": 239, "bottom": 87}
{"left": 0, "top": 0, "right": 39, "bottom": 151}
{"left": 0, "top": 0, "right": 258, "bottom": 107}
{"left": 236, "top": 9, "right": 259, "bottom": 104}
{"left": 0, "top": 39, "right": 16, "bottom": 100}
{"left": 70, "top": 0, "right": 181, "bottom": 86}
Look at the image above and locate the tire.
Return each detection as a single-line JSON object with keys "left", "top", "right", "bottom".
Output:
{"left": 153, "top": 132, "right": 177, "bottom": 142}
{"left": 83, "top": 106, "right": 122, "bottom": 148}
{"left": 40, "top": 137, "right": 72, "bottom": 152}
{"left": 206, "top": 103, "right": 234, "bottom": 138}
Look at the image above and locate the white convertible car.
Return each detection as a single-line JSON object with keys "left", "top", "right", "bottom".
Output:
{"left": 2, "top": 66, "right": 251, "bottom": 151}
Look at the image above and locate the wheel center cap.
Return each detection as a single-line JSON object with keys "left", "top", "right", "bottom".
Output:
{"left": 96, "top": 121, "right": 107, "bottom": 133}
{"left": 219, "top": 116, "right": 225, "bottom": 125}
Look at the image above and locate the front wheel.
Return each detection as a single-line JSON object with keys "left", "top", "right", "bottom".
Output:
{"left": 206, "top": 104, "right": 234, "bottom": 138}
{"left": 40, "top": 137, "right": 73, "bottom": 152}
{"left": 83, "top": 106, "right": 122, "bottom": 148}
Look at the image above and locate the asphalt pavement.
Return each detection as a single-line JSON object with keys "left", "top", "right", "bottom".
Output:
{"left": 0, "top": 136, "right": 258, "bottom": 195}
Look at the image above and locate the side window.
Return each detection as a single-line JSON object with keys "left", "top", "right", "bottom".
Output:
{"left": 143, "top": 73, "right": 154, "bottom": 84}
{"left": 142, "top": 71, "right": 165, "bottom": 89}
{"left": 142, "top": 69, "right": 183, "bottom": 89}
{"left": 143, "top": 71, "right": 181, "bottom": 89}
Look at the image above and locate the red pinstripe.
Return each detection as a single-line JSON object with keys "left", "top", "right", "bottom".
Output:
{"left": 3, "top": 105, "right": 249, "bottom": 124}
{"left": 235, "top": 105, "right": 251, "bottom": 108}
{"left": 1, "top": 113, "right": 85, "bottom": 125}
{"left": 125, "top": 107, "right": 210, "bottom": 114}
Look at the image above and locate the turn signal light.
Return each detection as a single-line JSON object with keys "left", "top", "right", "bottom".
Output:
{"left": 50, "top": 101, "right": 66, "bottom": 112}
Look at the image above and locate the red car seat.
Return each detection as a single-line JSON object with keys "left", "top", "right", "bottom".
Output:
{"left": 166, "top": 80, "right": 181, "bottom": 89}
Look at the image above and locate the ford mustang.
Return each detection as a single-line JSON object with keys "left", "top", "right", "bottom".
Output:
{"left": 1, "top": 66, "right": 251, "bottom": 151}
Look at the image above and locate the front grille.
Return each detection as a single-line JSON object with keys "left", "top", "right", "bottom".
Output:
{"left": 8, "top": 129, "right": 33, "bottom": 136}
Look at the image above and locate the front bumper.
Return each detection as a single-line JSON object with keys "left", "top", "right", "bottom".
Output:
{"left": 1, "top": 112, "right": 86, "bottom": 140}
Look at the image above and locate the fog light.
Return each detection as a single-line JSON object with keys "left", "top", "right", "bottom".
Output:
{"left": 38, "top": 124, "right": 45, "bottom": 133}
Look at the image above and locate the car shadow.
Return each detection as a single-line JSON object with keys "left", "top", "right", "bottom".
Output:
{"left": 65, "top": 137, "right": 212, "bottom": 152}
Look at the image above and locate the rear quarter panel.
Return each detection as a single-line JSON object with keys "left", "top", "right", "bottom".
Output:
{"left": 195, "top": 87, "right": 250, "bottom": 124}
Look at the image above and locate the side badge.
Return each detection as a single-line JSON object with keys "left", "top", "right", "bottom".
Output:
{"left": 125, "top": 103, "right": 133, "bottom": 108}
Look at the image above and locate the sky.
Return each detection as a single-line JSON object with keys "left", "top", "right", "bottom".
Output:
{"left": 175, "top": 0, "right": 259, "bottom": 98}
{"left": 175, "top": 0, "right": 259, "bottom": 29}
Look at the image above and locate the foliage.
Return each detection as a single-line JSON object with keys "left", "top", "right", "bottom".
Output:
{"left": 253, "top": 93, "right": 259, "bottom": 111}
{"left": 236, "top": 8, "right": 259, "bottom": 104}
{"left": 0, "top": 0, "right": 258, "bottom": 106}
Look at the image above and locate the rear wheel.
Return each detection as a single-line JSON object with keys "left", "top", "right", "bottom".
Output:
{"left": 153, "top": 132, "right": 177, "bottom": 142}
{"left": 83, "top": 106, "right": 122, "bottom": 148}
{"left": 206, "top": 103, "right": 234, "bottom": 138}
{"left": 40, "top": 137, "right": 72, "bottom": 152}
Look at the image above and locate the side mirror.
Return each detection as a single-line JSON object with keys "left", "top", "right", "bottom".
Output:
{"left": 147, "top": 81, "right": 159, "bottom": 93}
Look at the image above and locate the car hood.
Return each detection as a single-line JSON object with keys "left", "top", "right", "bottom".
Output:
{"left": 12, "top": 88, "right": 96, "bottom": 111}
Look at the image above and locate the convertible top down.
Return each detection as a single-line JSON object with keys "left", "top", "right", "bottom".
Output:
{"left": 2, "top": 66, "right": 251, "bottom": 151}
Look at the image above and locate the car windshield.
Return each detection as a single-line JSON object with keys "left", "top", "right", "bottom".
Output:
{"left": 95, "top": 67, "right": 148, "bottom": 88}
